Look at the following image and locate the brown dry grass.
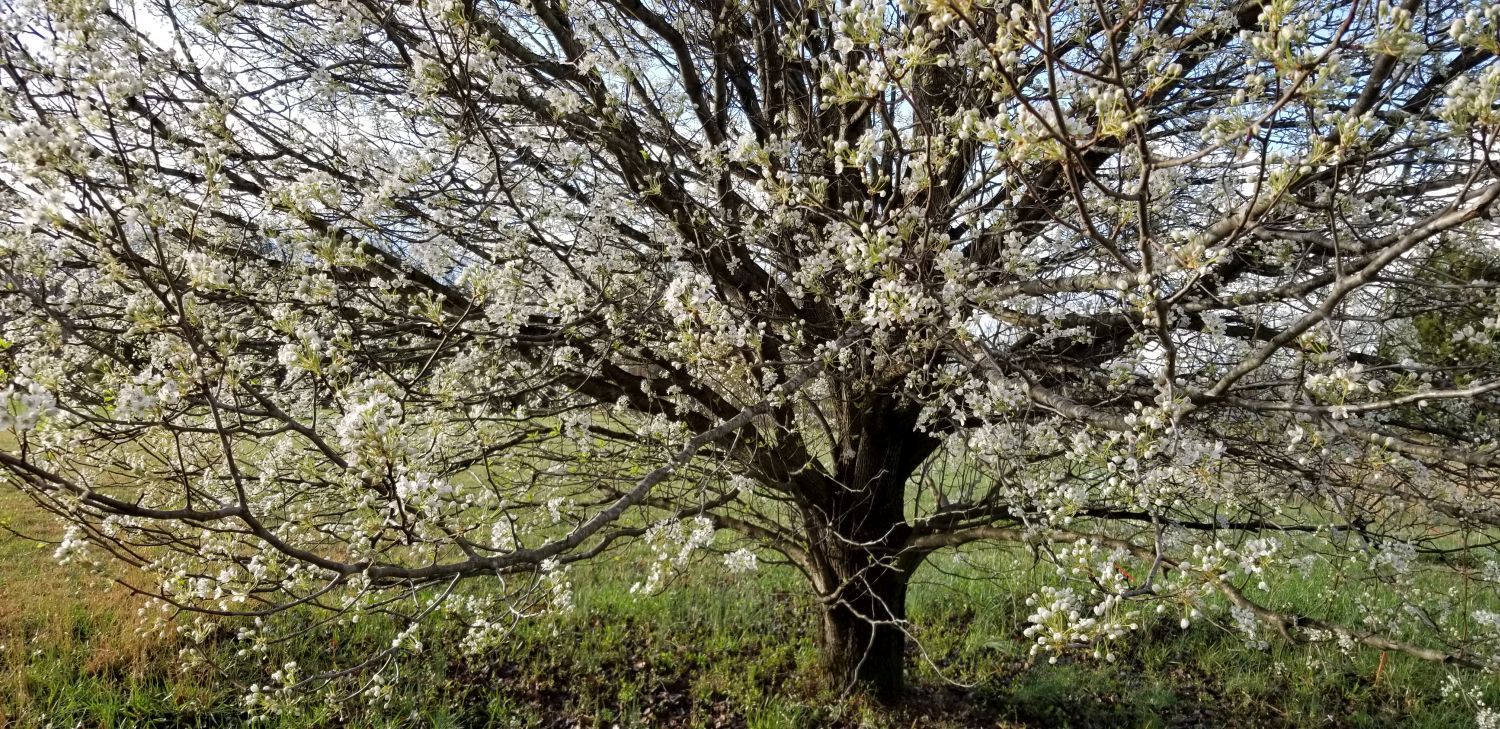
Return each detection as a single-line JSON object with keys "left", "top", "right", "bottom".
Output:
{"left": 0, "top": 487, "right": 200, "bottom": 725}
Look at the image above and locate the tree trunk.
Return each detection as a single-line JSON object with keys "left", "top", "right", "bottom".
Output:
{"left": 818, "top": 545, "right": 910, "bottom": 703}
{"left": 802, "top": 398, "right": 936, "bottom": 703}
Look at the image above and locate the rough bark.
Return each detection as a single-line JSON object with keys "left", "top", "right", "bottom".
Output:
{"left": 817, "top": 543, "right": 911, "bottom": 702}
{"left": 803, "top": 398, "right": 936, "bottom": 703}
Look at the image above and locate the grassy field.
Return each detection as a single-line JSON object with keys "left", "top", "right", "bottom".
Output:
{"left": 1, "top": 486, "right": 1496, "bottom": 728}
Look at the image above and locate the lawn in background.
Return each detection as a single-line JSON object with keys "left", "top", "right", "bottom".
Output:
{"left": 1, "top": 487, "right": 1495, "bottom": 728}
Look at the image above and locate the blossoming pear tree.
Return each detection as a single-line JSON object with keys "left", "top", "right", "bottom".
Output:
{"left": 4, "top": 0, "right": 1500, "bottom": 704}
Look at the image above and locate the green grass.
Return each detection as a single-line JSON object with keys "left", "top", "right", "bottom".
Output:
{"left": 2, "top": 488, "right": 1497, "bottom": 728}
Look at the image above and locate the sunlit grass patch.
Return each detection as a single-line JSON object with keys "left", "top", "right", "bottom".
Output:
{"left": 0, "top": 488, "right": 231, "bottom": 725}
